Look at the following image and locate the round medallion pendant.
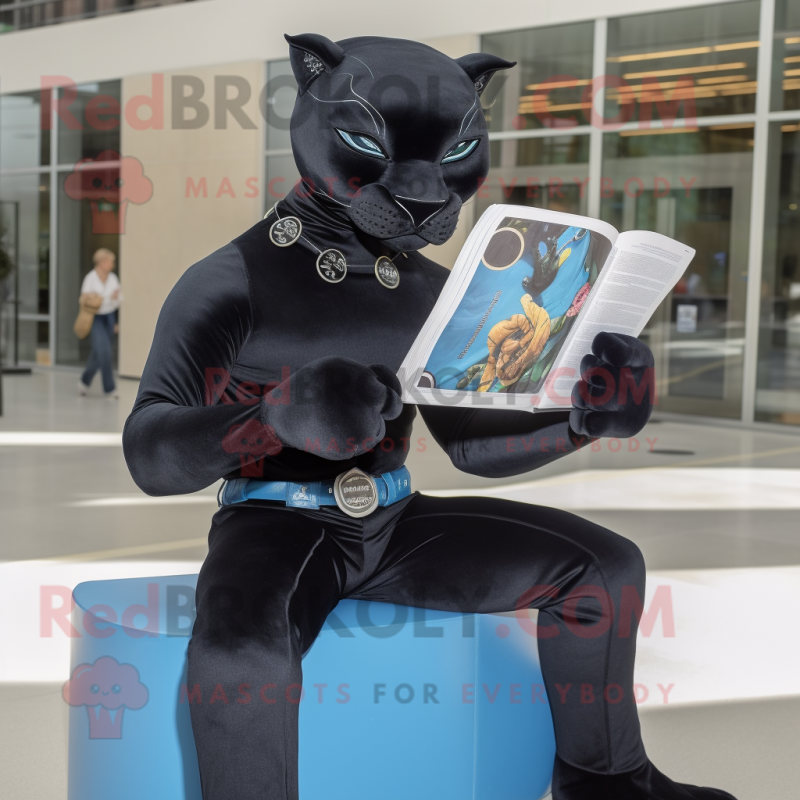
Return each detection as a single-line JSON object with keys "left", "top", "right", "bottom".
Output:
{"left": 375, "top": 256, "right": 400, "bottom": 289}
{"left": 269, "top": 216, "right": 302, "bottom": 247}
{"left": 333, "top": 468, "right": 379, "bottom": 518}
{"left": 316, "top": 249, "right": 347, "bottom": 283}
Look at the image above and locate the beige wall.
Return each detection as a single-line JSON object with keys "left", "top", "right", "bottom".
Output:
{"left": 118, "top": 61, "right": 264, "bottom": 377}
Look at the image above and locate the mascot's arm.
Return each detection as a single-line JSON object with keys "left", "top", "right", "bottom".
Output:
{"left": 123, "top": 244, "right": 404, "bottom": 496}
{"left": 419, "top": 405, "right": 583, "bottom": 479}
{"left": 122, "top": 244, "right": 262, "bottom": 496}
{"left": 419, "top": 332, "right": 655, "bottom": 479}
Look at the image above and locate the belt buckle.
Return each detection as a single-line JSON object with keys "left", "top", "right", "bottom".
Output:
{"left": 333, "top": 468, "right": 379, "bottom": 518}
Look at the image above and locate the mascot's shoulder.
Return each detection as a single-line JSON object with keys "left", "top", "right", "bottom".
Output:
{"left": 230, "top": 216, "right": 278, "bottom": 263}
{"left": 176, "top": 242, "right": 249, "bottom": 293}
{"left": 158, "top": 241, "right": 251, "bottom": 326}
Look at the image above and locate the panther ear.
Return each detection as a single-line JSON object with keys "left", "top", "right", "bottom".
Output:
{"left": 284, "top": 33, "right": 346, "bottom": 94}
{"left": 455, "top": 53, "right": 516, "bottom": 96}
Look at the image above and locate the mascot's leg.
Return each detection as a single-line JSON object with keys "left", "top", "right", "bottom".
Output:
{"left": 187, "top": 506, "right": 343, "bottom": 800}
{"left": 352, "top": 494, "right": 737, "bottom": 800}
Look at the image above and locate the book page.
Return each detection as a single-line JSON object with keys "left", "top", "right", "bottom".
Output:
{"left": 399, "top": 205, "right": 504, "bottom": 389}
{"left": 399, "top": 204, "right": 619, "bottom": 410}
{"left": 540, "top": 230, "right": 695, "bottom": 410}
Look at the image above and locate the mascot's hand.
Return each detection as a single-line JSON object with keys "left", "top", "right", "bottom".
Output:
{"left": 262, "top": 356, "right": 403, "bottom": 460}
{"left": 569, "top": 332, "right": 654, "bottom": 440}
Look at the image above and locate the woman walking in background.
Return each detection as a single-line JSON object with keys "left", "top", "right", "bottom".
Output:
{"left": 78, "top": 248, "right": 122, "bottom": 399}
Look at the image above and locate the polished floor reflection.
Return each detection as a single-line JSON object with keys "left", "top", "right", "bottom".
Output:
{"left": 1, "top": 369, "right": 798, "bottom": 799}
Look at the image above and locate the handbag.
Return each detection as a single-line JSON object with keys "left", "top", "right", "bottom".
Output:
{"left": 73, "top": 293, "right": 103, "bottom": 340}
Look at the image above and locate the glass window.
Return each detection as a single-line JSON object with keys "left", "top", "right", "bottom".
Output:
{"left": 0, "top": 91, "right": 50, "bottom": 170}
{"left": 478, "top": 134, "right": 590, "bottom": 217}
{"left": 756, "top": 122, "right": 800, "bottom": 424}
{"left": 606, "top": 2, "right": 760, "bottom": 124}
{"left": 0, "top": 173, "right": 50, "bottom": 365}
{"left": 55, "top": 171, "right": 119, "bottom": 368}
{"left": 0, "top": 0, "right": 194, "bottom": 34}
{"left": 481, "top": 23, "right": 595, "bottom": 132}
{"left": 265, "top": 60, "right": 297, "bottom": 153}
{"left": 58, "top": 81, "right": 122, "bottom": 165}
{"left": 772, "top": 0, "right": 800, "bottom": 112}
{"left": 601, "top": 126, "right": 753, "bottom": 419}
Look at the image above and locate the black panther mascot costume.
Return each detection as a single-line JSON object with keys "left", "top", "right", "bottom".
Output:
{"left": 123, "top": 33, "right": 736, "bottom": 800}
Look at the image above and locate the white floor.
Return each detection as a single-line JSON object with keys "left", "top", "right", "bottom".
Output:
{"left": 1, "top": 368, "right": 799, "bottom": 799}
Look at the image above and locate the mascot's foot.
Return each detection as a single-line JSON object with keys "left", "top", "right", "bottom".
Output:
{"left": 552, "top": 754, "right": 738, "bottom": 800}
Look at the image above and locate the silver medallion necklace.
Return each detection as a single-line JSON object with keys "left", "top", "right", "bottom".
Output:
{"left": 267, "top": 207, "right": 302, "bottom": 247}
{"left": 374, "top": 254, "right": 401, "bottom": 289}
{"left": 266, "top": 205, "right": 403, "bottom": 288}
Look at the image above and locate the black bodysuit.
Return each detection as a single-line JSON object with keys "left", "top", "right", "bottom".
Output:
{"left": 124, "top": 191, "right": 582, "bottom": 494}
{"left": 122, "top": 32, "right": 736, "bottom": 800}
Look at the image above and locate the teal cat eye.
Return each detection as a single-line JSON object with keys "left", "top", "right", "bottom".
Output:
{"left": 442, "top": 138, "right": 480, "bottom": 164}
{"left": 336, "top": 129, "right": 387, "bottom": 159}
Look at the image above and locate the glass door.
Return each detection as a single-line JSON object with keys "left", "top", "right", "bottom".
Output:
{"left": 0, "top": 200, "right": 19, "bottom": 366}
{"left": 0, "top": 173, "right": 51, "bottom": 366}
{"left": 601, "top": 127, "right": 753, "bottom": 418}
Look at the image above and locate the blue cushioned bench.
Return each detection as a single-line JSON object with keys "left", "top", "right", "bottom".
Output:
{"left": 67, "top": 574, "right": 555, "bottom": 800}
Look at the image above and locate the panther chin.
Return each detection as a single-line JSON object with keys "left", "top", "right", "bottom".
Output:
{"left": 347, "top": 184, "right": 463, "bottom": 253}
{"left": 380, "top": 231, "right": 443, "bottom": 252}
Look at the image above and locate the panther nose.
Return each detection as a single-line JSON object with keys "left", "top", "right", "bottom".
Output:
{"left": 393, "top": 196, "right": 447, "bottom": 228}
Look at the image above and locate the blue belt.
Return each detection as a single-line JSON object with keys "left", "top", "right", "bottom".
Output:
{"left": 218, "top": 466, "right": 411, "bottom": 517}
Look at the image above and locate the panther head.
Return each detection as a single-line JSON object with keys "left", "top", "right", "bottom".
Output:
{"left": 285, "top": 33, "right": 514, "bottom": 252}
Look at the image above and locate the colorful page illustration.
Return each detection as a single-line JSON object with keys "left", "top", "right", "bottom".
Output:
{"left": 420, "top": 216, "right": 613, "bottom": 396}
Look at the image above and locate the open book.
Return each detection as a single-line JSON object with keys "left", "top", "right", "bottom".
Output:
{"left": 399, "top": 204, "right": 695, "bottom": 412}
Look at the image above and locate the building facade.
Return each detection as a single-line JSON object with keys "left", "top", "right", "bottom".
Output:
{"left": 0, "top": 0, "right": 799, "bottom": 427}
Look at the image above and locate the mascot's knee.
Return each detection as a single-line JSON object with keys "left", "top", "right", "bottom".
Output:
{"left": 556, "top": 535, "right": 645, "bottom": 629}
{"left": 620, "top": 535, "right": 645, "bottom": 574}
{"left": 574, "top": 525, "right": 646, "bottom": 595}
{"left": 603, "top": 534, "right": 646, "bottom": 593}
{"left": 188, "top": 628, "right": 298, "bottom": 679}
{"left": 186, "top": 634, "right": 301, "bottom": 709}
